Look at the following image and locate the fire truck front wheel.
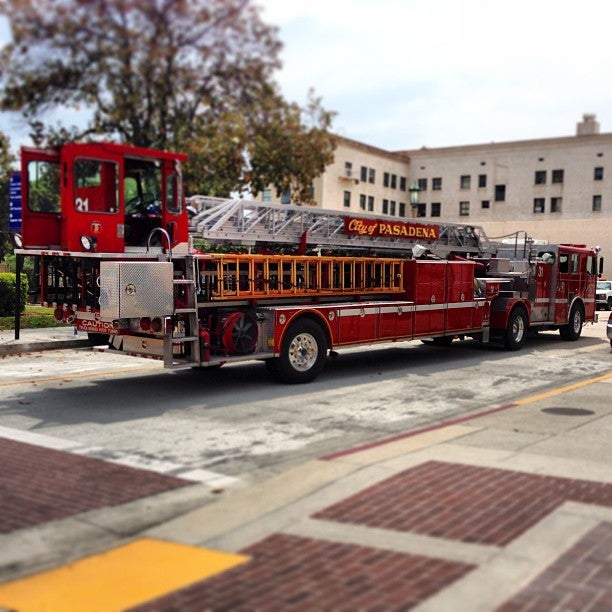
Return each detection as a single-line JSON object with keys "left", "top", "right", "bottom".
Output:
{"left": 270, "top": 319, "right": 328, "bottom": 384}
{"left": 504, "top": 307, "right": 528, "bottom": 351}
{"left": 559, "top": 304, "right": 584, "bottom": 341}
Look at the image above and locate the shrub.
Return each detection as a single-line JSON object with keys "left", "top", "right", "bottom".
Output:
{"left": 0, "top": 273, "right": 29, "bottom": 316}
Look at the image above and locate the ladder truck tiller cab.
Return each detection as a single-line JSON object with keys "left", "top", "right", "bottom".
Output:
{"left": 12, "top": 142, "right": 603, "bottom": 383}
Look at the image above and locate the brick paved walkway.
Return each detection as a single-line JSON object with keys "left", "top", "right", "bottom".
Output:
{"left": 133, "top": 533, "right": 474, "bottom": 611}
{"left": 0, "top": 438, "right": 193, "bottom": 533}
{"left": 497, "top": 521, "right": 612, "bottom": 611}
{"left": 313, "top": 461, "right": 612, "bottom": 546}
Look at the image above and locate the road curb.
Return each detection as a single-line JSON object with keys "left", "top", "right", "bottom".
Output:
{"left": 0, "top": 339, "right": 90, "bottom": 355}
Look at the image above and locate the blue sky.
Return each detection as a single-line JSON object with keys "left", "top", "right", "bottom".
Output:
{"left": 2, "top": 0, "right": 612, "bottom": 152}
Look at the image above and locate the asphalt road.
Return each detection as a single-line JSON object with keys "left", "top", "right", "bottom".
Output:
{"left": 1, "top": 319, "right": 610, "bottom": 492}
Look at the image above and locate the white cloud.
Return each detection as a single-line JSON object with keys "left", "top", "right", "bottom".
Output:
{"left": 258, "top": 0, "right": 612, "bottom": 149}
{"left": 3, "top": 1, "right": 612, "bottom": 151}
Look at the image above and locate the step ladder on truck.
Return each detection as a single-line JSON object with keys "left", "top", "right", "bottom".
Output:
{"left": 12, "top": 141, "right": 603, "bottom": 383}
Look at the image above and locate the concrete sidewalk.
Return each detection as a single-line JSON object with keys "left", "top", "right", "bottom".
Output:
{"left": 1, "top": 363, "right": 611, "bottom": 610}
{"left": 0, "top": 326, "right": 91, "bottom": 355}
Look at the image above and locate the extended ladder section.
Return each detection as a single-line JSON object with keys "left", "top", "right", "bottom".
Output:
{"left": 189, "top": 198, "right": 492, "bottom": 258}
{"left": 195, "top": 253, "right": 404, "bottom": 302}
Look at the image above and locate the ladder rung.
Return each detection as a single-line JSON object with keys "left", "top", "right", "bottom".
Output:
{"left": 174, "top": 279, "right": 195, "bottom": 285}
{"left": 173, "top": 336, "right": 198, "bottom": 343}
{"left": 174, "top": 308, "right": 197, "bottom": 313}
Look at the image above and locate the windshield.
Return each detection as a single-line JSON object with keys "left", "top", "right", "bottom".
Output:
{"left": 597, "top": 281, "right": 612, "bottom": 290}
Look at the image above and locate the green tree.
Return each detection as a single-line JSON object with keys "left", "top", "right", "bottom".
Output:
{"left": 0, "top": 130, "right": 15, "bottom": 260}
{"left": 0, "top": 0, "right": 336, "bottom": 201}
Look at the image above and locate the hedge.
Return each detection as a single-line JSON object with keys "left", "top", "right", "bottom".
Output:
{"left": 0, "top": 273, "right": 29, "bottom": 316}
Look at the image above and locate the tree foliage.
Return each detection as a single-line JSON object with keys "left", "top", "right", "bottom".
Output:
{"left": 0, "top": 0, "right": 336, "bottom": 201}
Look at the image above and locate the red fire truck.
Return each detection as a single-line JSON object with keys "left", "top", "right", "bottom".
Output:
{"left": 13, "top": 141, "right": 602, "bottom": 383}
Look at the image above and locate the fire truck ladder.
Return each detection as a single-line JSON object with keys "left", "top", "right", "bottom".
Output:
{"left": 190, "top": 198, "right": 492, "bottom": 257}
{"left": 164, "top": 255, "right": 200, "bottom": 368}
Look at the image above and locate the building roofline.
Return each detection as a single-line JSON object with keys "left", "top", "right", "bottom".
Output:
{"left": 333, "top": 134, "right": 410, "bottom": 162}
{"left": 394, "top": 131, "right": 612, "bottom": 156}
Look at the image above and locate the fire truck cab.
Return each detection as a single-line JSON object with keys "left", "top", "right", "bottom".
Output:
{"left": 20, "top": 142, "right": 188, "bottom": 253}
{"left": 13, "top": 141, "right": 604, "bottom": 384}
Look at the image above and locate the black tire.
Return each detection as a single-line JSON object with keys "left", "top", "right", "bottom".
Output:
{"left": 608, "top": 298, "right": 612, "bottom": 311}
{"left": 504, "top": 308, "right": 528, "bottom": 351}
{"left": 560, "top": 304, "right": 584, "bottom": 341}
{"left": 432, "top": 336, "right": 454, "bottom": 347}
{"left": 87, "top": 332, "right": 109, "bottom": 346}
{"left": 271, "top": 319, "right": 327, "bottom": 384}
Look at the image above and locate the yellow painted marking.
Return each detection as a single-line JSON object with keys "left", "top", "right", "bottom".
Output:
{"left": 0, "top": 365, "right": 161, "bottom": 387}
{"left": 0, "top": 538, "right": 249, "bottom": 612}
{"left": 515, "top": 371, "right": 612, "bottom": 406}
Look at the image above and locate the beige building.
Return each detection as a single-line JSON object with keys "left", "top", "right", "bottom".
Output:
{"left": 264, "top": 114, "right": 611, "bottom": 261}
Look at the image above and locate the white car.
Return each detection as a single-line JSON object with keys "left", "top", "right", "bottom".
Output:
{"left": 596, "top": 280, "right": 612, "bottom": 310}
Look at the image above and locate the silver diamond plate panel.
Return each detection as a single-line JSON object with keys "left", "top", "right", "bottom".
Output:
{"left": 100, "top": 261, "right": 174, "bottom": 319}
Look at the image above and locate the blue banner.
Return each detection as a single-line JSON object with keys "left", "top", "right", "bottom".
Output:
{"left": 9, "top": 171, "right": 21, "bottom": 233}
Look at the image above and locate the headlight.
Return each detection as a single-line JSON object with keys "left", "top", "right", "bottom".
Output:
{"left": 80, "top": 235, "right": 97, "bottom": 251}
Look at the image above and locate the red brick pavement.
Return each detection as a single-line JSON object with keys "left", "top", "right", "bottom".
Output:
{"left": 497, "top": 521, "right": 612, "bottom": 611}
{"left": 313, "top": 461, "right": 612, "bottom": 546}
{"left": 0, "top": 438, "right": 193, "bottom": 533}
{"left": 132, "top": 533, "right": 474, "bottom": 611}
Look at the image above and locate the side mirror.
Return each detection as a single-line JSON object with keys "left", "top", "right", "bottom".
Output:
{"left": 599, "top": 257, "right": 605, "bottom": 277}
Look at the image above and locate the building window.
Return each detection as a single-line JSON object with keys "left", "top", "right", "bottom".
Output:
{"left": 416, "top": 203, "right": 426, "bottom": 217}
{"left": 389, "top": 200, "right": 396, "bottom": 215}
{"left": 360, "top": 166, "right": 367, "bottom": 182}
{"left": 533, "top": 198, "right": 545, "bottom": 213}
{"left": 262, "top": 188, "right": 272, "bottom": 203}
{"left": 551, "top": 197, "right": 562, "bottom": 213}
{"left": 495, "top": 184, "right": 506, "bottom": 201}
{"left": 390, "top": 174, "right": 397, "bottom": 189}
{"left": 594, "top": 167, "right": 604, "bottom": 180}
{"left": 534, "top": 170, "right": 546, "bottom": 185}
{"left": 418, "top": 178, "right": 428, "bottom": 191}
{"left": 359, "top": 194, "right": 366, "bottom": 210}
{"left": 481, "top": 200, "right": 490, "bottom": 209}
{"left": 431, "top": 202, "right": 441, "bottom": 217}
{"left": 593, "top": 195, "right": 602, "bottom": 211}
{"left": 343, "top": 190, "right": 351, "bottom": 207}
{"left": 344, "top": 161, "right": 353, "bottom": 177}
{"left": 399, "top": 202, "right": 406, "bottom": 217}
{"left": 478, "top": 174, "right": 487, "bottom": 188}
{"left": 383, "top": 172, "right": 390, "bottom": 188}
{"left": 280, "top": 190, "right": 291, "bottom": 204}
{"left": 399, "top": 176, "right": 407, "bottom": 191}
{"left": 552, "top": 169, "right": 564, "bottom": 183}
{"left": 460, "top": 175, "right": 471, "bottom": 189}
{"left": 368, "top": 168, "right": 375, "bottom": 184}
{"left": 368, "top": 196, "right": 374, "bottom": 211}
{"left": 459, "top": 201, "right": 470, "bottom": 216}
{"left": 432, "top": 177, "right": 442, "bottom": 190}
{"left": 382, "top": 199, "right": 389, "bottom": 214}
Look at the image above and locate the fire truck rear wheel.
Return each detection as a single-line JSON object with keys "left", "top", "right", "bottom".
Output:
{"left": 559, "top": 304, "right": 584, "bottom": 341}
{"left": 272, "top": 319, "right": 328, "bottom": 384}
{"left": 504, "top": 307, "right": 528, "bottom": 351}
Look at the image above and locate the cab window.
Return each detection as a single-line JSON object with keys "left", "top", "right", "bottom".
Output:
{"left": 74, "top": 158, "right": 119, "bottom": 213}
{"left": 124, "top": 159, "right": 162, "bottom": 215}
{"left": 166, "top": 173, "right": 182, "bottom": 213}
{"left": 27, "top": 160, "right": 60, "bottom": 212}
